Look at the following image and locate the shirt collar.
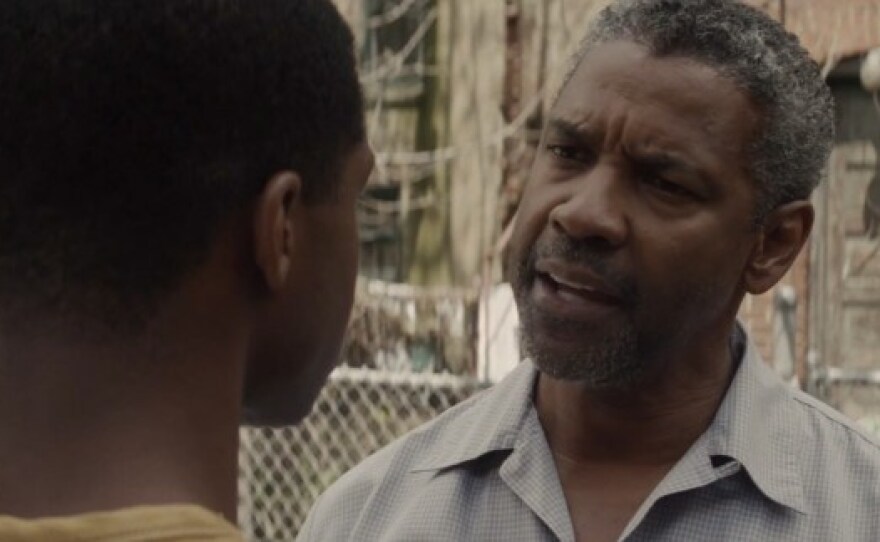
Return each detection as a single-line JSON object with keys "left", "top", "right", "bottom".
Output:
{"left": 703, "top": 324, "right": 808, "bottom": 514}
{"left": 411, "top": 359, "right": 538, "bottom": 472}
{"left": 411, "top": 324, "right": 807, "bottom": 514}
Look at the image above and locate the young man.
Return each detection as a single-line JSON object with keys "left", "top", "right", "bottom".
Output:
{"left": 0, "top": 1, "right": 372, "bottom": 539}
{"left": 301, "top": 1, "right": 880, "bottom": 541}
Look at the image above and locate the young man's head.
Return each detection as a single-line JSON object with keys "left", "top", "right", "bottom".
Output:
{"left": 0, "top": 0, "right": 372, "bottom": 425}
{"left": 507, "top": 0, "right": 834, "bottom": 388}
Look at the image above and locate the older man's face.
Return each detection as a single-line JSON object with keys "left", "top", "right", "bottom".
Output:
{"left": 508, "top": 40, "right": 761, "bottom": 387}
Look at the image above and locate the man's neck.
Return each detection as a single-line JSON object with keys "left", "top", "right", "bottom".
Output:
{"left": 0, "top": 323, "right": 248, "bottom": 522}
{"left": 535, "top": 331, "right": 737, "bottom": 467}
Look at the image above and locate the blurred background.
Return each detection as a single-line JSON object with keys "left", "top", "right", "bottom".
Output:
{"left": 238, "top": 1, "right": 880, "bottom": 539}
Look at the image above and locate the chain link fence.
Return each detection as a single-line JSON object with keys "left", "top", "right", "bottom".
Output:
{"left": 238, "top": 367, "right": 487, "bottom": 541}
{"left": 236, "top": 279, "right": 483, "bottom": 540}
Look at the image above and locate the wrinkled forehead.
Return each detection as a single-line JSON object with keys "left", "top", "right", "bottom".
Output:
{"left": 551, "top": 40, "right": 760, "bottom": 154}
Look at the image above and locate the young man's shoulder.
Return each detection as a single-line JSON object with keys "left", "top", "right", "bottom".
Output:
{"left": 0, "top": 505, "right": 243, "bottom": 542}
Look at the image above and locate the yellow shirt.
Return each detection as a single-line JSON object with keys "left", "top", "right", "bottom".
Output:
{"left": 0, "top": 505, "right": 243, "bottom": 541}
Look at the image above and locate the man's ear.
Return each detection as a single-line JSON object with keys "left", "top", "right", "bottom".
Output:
{"left": 743, "top": 200, "right": 814, "bottom": 295}
{"left": 253, "top": 171, "right": 303, "bottom": 292}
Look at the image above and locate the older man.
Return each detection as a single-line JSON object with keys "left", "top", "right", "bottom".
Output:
{"left": 300, "top": 1, "right": 880, "bottom": 541}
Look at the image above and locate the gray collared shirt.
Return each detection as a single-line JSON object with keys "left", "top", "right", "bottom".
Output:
{"left": 298, "top": 330, "right": 880, "bottom": 541}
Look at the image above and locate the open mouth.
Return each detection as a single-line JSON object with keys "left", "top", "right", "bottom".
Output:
{"left": 538, "top": 271, "right": 621, "bottom": 306}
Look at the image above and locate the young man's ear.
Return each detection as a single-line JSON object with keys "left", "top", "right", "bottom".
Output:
{"left": 743, "top": 200, "right": 814, "bottom": 295}
{"left": 253, "top": 171, "right": 303, "bottom": 292}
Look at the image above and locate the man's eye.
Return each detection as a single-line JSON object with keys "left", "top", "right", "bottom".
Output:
{"left": 547, "top": 145, "right": 591, "bottom": 163}
{"left": 642, "top": 174, "right": 694, "bottom": 199}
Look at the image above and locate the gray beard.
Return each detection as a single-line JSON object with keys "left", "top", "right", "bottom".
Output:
{"left": 518, "top": 317, "right": 646, "bottom": 390}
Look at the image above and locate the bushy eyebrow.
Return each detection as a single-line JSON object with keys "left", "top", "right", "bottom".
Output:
{"left": 627, "top": 147, "right": 715, "bottom": 195}
{"left": 545, "top": 117, "right": 603, "bottom": 148}
{"left": 629, "top": 149, "right": 693, "bottom": 174}
{"left": 546, "top": 115, "right": 716, "bottom": 191}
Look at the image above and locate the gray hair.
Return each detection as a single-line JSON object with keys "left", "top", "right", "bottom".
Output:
{"left": 560, "top": 0, "right": 835, "bottom": 221}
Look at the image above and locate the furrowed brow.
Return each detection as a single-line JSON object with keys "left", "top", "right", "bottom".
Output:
{"left": 630, "top": 148, "right": 713, "bottom": 192}
{"left": 634, "top": 147, "right": 707, "bottom": 176}
{"left": 546, "top": 117, "right": 601, "bottom": 147}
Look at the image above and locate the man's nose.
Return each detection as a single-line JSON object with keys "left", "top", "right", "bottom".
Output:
{"left": 548, "top": 166, "right": 628, "bottom": 248}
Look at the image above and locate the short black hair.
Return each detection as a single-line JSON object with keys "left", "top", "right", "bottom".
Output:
{"left": 562, "top": 0, "right": 834, "bottom": 221}
{"left": 0, "top": 0, "right": 364, "bottom": 328}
